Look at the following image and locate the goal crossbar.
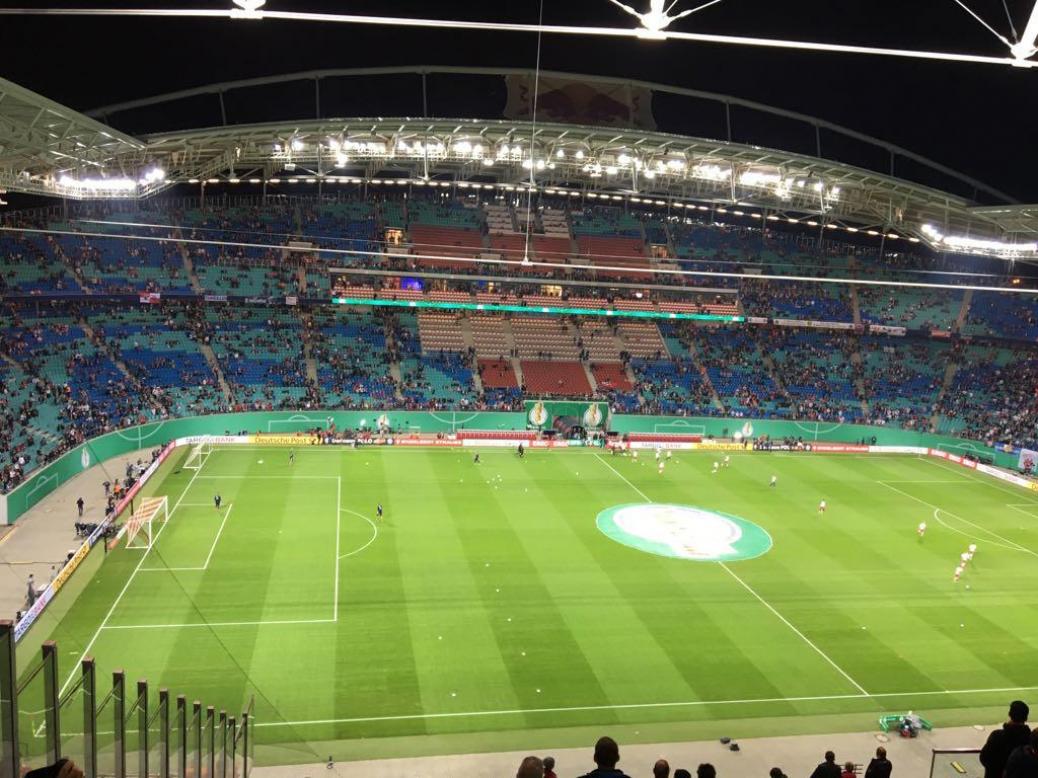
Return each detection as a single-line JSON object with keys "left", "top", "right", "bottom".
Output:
{"left": 184, "top": 439, "right": 212, "bottom": 470}
{"left": 125, "top": 495, "right": 169, "bottom": 549}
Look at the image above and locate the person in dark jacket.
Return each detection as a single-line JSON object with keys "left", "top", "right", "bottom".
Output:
{"left": 516, "top": 755, "right": 543, "bottom": 778}
{"left": 864, "top": 746, "right": 892, "bottom": 778}
{"left": 1005, "top": 729, "right": 1038, "bottom": 778}
{"left": 981, "top": 700, "right": 1031, "bottom": 778}
{"left": 810, "top": 751, "right": 842, "bottom": 778}
{"left": 577, "top": 736, "right": 631, "bottom": 778}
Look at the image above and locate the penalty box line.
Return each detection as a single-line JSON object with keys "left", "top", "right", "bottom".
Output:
{"left": 877, "top": 480, "right": 1038, "bottom": 558}
{"left": 591, "top": 453, "right": 871, "bottom": 697}
{"left": 140, "top": 502, "right": 235, "bottom": 572}
{"left": 140, "top": 473, "right": 342, "bottom": 623}
{"left": 59, "top": 445, "right": 211, "bottom": 698}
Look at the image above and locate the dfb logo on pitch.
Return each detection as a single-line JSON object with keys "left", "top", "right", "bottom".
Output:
{"left": 597, "top": 504, "right": 772, "bottom": 561}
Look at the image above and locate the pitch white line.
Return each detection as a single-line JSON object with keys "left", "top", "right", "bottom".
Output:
{"left": 334, "top": 476, "right": 341, "bottom": 621}
{"left": 592, "top": 453, "right": 652, "bottom": 502}
{"left": 339, "top": 509, "right": 379, "bottom": 559}
{"left": 878, "top": 481, "right": 1038, "bottom": 557}
{"left": 718, "top": 562, "right": 869, "bottom": 694}
{"left": 193, "top": 475, "right": 338, "bottom": 479}
{"left": 58, "top": 451, "right": 208, "bottom": 698}
{"left": 882, "top": 480, "right": 968, "bottom": 484}
{"left": 202, "top": 502, "right": 233, "bottom": 569}
{"left": 138, "top": 503, "right": 234, "bottom": 572}
{"left": 592, "top": 453, "right": 870, "bottom": 696}
{"left": 254, "top": 684, "right": 1038, "bottom": 728}
{"left": 102, "top": 618, "right": 335, "bottom": 630}
{"left": 920, "top": 457, "right": 1038, "bottom": 505}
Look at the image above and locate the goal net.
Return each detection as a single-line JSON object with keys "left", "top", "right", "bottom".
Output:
{"left": 183, "top": 439, "right": 212, "bottom": 470}
{"left": 125, "top": 496, "right": 169, "bottom": 549}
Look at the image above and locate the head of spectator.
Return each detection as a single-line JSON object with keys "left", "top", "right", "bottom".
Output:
{"left": 1010, "top": 701, "right": 1030, "bottom": 724}
{"left": 769, "top": 769, "right": 787, "bottom": 778}
{"left": 516, "top": 755, "right": 543, "bottom": 778}
{"left": 696, "top": 765, "right": 716, "bottom": 778}
{"left": 594, "top": 736, "right": 620, "bottom": 769}
{"left": 654, "top": 759, "right": 670, "bottom": 778}
{"left": 674, "top": 770, "right": 692, "bottom": 778}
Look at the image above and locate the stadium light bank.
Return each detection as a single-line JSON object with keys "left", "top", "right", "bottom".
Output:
{"left": 1, "top": 0, "right": 1037, "bottom": 69}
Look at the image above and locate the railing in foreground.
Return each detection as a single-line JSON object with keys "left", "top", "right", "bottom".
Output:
{"left": 931, "top": 748, "right": 981, "bottom": 778}
{"left": 0, "top": 621, "right": 253, "bottom": 778}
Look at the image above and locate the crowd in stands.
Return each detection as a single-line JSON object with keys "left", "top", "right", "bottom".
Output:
{"left": 508, "top": 734, "right": 902, "bottom": 778}
{"left": 5, "top": 196, "right": 1038, "bottom": 490}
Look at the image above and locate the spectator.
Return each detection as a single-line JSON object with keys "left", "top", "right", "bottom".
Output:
{"left": 26, "top": 758, "right": 84, "bottom": 778}
{"left": 697, "top": 765, "right": 716, "bottom": 778}
{"left": 674, "top": 771, "right": 692, "bottom": 778}
{"left": 543, "top": 756, "right": 558, "bottom": 778}
{"left": 770, "top": 770, "right": 788, "bottom": 778}
{"left": 864, "top": 746, "right": 891, "bottom": 778}
{"left": 840, "top": 762, "right": 855, "bottom": 778}
{"left": 1005, "top": 729, "right": 1038, "bottom": 778}
{"left": 981, "top": 701, "right": 1031, "bottom": 778}
{"left": 653, "top": 759, "right": 670, "bottom": 778}
{"left": 577, "top": 736, "right": 631, "bottom": 778}
{"left": 810, "top": 751, "right": 841, "bottom": 778}
{"left": 516, "top": 755, "right": 543, "bottom": 778}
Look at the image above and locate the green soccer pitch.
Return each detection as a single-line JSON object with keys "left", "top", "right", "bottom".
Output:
{"left": 19, "top": 445, "right": 1038, "bottom": 764}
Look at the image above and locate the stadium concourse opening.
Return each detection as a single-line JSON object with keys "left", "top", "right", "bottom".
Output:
{"left": 3, "top": 1, "right": 1038, "bottom": 775}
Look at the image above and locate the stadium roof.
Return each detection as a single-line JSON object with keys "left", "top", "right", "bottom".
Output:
{"left": 1, "top": 67, "right": 1037, "bottom": 260}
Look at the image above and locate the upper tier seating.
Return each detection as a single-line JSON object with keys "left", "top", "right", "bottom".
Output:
{"left": 417, "top": 312, "right": 467, "bottom": 352}
{"left": 511, "top": 317, "right": 580, "bottom": 359}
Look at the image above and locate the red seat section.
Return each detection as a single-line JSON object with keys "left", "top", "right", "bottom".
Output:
{"left": 478, "top": 359, "right": 518, "bottom": 388}
{"left": 521, "top": 360, "right": 592, "bottom": 396}
{"left": 591, "top": 363, "right": 633, "bottom": 392}
{"left": 489, "top": 233, "right": 528, "bottom": 262}
{"left": 532, "top": 236, "right": 572, "bottom": 265}
{"left": 410, "top": 225, "right": 483, "bottom": 270}
{"left": 576, "top": 236, "right": 650, "bottom": 280}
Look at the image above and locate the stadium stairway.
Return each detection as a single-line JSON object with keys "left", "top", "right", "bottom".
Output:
{"left": 955, "top": 288, "right": 974, "bottom": 333}
{"left": 50, "top": 235, "right": 89, "bottom": 293}
{"left": 199, "top": 341, "right": 234, "bottom": 403}
{"left": 931, "top": 356, "right": 962, "bottom": 430}
{"left": 582, "top": 361, "right": 598, "bottom": 392}
{"left": 850, "top": 345, "right": 870, "bottom": 418}
{"left": 300, "top": 311, "right": 320, "bottom": 386}
{"left": 178, "top": 241, "right": 205, "bottom": 294}
{"left": 684, "top": 336, "right": 725, "bottom": 412}
{"left": 762, "top": 352, "right": 792, "bottom": 406}
{"left": 80, "top": 319, "right": 137, "bottom": 386}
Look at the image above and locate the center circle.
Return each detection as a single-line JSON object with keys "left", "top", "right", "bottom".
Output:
{"left": 596, "top": 503, "right": 773, "bottom": 562}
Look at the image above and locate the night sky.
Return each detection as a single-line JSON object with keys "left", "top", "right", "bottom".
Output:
{"left": 1, "top": 0, "right": 1035, "bottom": 201}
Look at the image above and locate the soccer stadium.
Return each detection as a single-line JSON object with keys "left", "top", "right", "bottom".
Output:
{"left": 2, "top": 3, "right": 1038, "bottom": 777}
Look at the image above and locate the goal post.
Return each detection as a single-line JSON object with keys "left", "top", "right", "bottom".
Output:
{"left": 183, "top": 439, "right": 212, "bottom": 470}
{"left": 125, "top": 495, "right": 169, "bottom": 549}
